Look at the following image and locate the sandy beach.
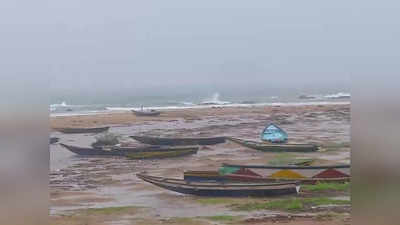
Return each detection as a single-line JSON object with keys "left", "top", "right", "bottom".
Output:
{"left": 50, "top": 103, "right": 351, "bottom": 225}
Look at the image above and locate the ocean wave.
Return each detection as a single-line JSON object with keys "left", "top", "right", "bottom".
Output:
{"left": 105, "top": 101, "right": 350, "bottom": 112}
{"left": 50, "top": 101, "right": 68, "bottom": 108}
{"left": 324, "top": 92, "right": 351, "bottom": 99}
{"left": 200, "top": 93, "right": 230, "bottom": 105}
{"left": 182, "top": 101, "right": 195, "bottom": 106}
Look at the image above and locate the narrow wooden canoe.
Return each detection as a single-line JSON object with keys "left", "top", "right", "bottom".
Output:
{"left": 132, "top": 110, "right": 161, "bottom": 117}
{"left": 131, "top": 136, "right": 226, "bottom": 146}
{"left": 222, "top": 163, "right": 350, "bottom": 170}
{"left": 126, "top": 148, "right": 197, "bottom": 159}
{"left": 60, "top": 143, "right": 199, "bottom": 157}
{"left": 228, "top": 137, "right": 318, "bottom": 152}
{"left": 137, "top": 173, "right": 299, "bottom": 197}
{"left": 184, "top": 170, "right": 350, "bottom": 185}
{"left": 54, "top": 126, "right": 110, "bottom": 134}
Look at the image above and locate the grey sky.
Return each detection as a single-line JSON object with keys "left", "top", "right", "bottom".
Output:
{"left": 9, "top": 0, "right": 396, "bottom": 96}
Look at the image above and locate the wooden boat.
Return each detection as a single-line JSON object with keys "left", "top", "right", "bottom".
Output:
{"left": 261, "top": 123, "right": 288, "bottom": 143}
{"left": 126, "top": 148, "right": 197, "bottom": 159}
{"left": 222, "top": 163, "right": 350, "bottom": 170}
{"left": 184, "top": 170, "right": 350, "bottom": 185}
{"left": 132, "top": 110, "right": 161, "bottom": 117}
{"left": 228, "top": 137, "right": 318, "bottom": 152}
{"left": 54, "top": 126, "right": 110, "bottom": 134}
{"left": 59, "top": 143, "right": 199, "bottom": 157}
{"left": 131, "top": 136, "right": 226, "bottom": 146}
{"left": 137, "top": 173, "right": 300, "bottom": 196}
{"left": 50, "top": 137, "right": 59, "bottom": 144}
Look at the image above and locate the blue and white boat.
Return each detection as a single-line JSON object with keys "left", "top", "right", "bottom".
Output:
{"left": 261, "top": 123, "right": 288, "bottom": 143}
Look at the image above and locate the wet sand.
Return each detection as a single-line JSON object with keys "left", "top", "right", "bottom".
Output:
{"left": 50, "top": 103, "right": 350, "bottom": 225}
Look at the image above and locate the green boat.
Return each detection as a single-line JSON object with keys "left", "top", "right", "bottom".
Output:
{"left": 228, "top": 137, "right": 319, "bottom": 152}
{"left": 126, "top": 147, "right": 198, "bottom": 159}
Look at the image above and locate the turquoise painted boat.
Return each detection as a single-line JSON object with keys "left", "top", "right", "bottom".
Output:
{"left": 261, "top": 123, "right": 288, "bottom": 143}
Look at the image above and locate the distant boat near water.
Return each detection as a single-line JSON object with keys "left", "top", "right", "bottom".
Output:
{"left": 132, "top": 109, "right": 161, "bottom": 117}
{"left": 54, "top": 126, "right": 110, "bottom": 134}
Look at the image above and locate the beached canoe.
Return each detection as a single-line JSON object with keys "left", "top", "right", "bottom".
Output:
{"left": 131, "top": 136, "right": 226, "bottom": 146}
{"left": 126, "top": 148, "right": 197, "bottom": 159}
{"left": 222, "top": 163, "right": 350, "bottom": 170}
{"left": 132, "top": 110, "right": 161, "bottom": 117}
{"left": 183, "top": 170, "right": 350, "bottom": 185}
{"left": 50, "top": 137, "right": 59, "bottom": 144}
{"left": 228, "top": 137, "right": 318, "bottom": 152}
{"left": 137, "top": 173, "right": 299, "bottom": 197}
{"left": 59, "top": 143, "right": 199, "bottom": 157}
{"left": 54, "top": 126, "right": 110, "bottom": 134}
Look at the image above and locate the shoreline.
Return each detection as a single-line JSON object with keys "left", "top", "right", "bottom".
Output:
{"left": 50, "top": 100, "right": 351, "bottom": 224}
{"left": 50, "top": 101, "right": 350, "bottom": 117}
{"left": 50, "top": 101, "right": 350, "bottom": 129}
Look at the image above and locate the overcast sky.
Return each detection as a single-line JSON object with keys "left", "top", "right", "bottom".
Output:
{"left": 4, "top": 0, "right": 398, "bottom": 96}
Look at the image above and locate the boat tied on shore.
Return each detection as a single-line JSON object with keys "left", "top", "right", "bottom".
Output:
{"left": 132, "top": 109, "right": 161, "bottom": 117}
{"left": 131, "top": 135, "right": 226, "bottom": 146}
{"left": 184, "top": 164, "right": 350, "bottom": 184}
{"left": 54, "top": 126, "right": 110, "bottom": 134}
{"left": 59, "top": 143, "right": 199, "bottom": 159}
{"left": 228, "top": 137, "right": 319, "bottom": 152}
{"left": 137, "top": 173, "right": 300, "bottom": 197}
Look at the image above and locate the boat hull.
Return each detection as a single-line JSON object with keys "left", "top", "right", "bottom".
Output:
{"left": 228, "top": 137, "right": 318, "bottom": 152}
{"left": 184, "top": 171, "right": 350, "bottom": 185}
{"left": 54, "top": 126, "right": 110, "bottom": 134}
{"left": 131, "top": 136, "right": 226, "bottom": 146}
{"left": 126, "top": 148, "right": 198, "bottom": 159}
{"left": 132, "top": 110, "right": 161, "bottom": 117}
{"left": 137, "top": 173, "right": 299, "bottom": 197}
{"left": 222, "top": 163, "right": 350, "bottom": 170}
{"left": 60, "top": 143, "right": 199, "bottom": 157}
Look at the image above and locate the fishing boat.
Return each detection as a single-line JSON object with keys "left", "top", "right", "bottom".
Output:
{"left": 131, "top": 136, "right": 226, "bottom": 146}
{"left": 184, "top": 171, "right": 350, "bottom": 184}
{"left": 59, "top": 143, "right": 199, "bottom": 157}
{"left": 54, "top": 126, "right": 110, "bottom": 134}
{"left": 132, "top": 109, "right": 161, "bottom": 117}
{"left": 126, "top": 148, "right": 197, "bottom": 159}
{"left": 184, "top": 169, "right": 267, "bottom": 183}
{"left": 137, "top": 173, "right": 300, "bottom": 197}
{"left": 184, "top": 164, "right": 351, "bottom": 184}
{"left": 50, "top": 137, "right": 59, "bottom": 144}
{"left": 222, "top": 163, "right": 350, "bottom": 170}
{"left": 261, "top": 123, "right": 288, "bottom": 143}
{"left": 228, "top": 137, "right": 318, "bottom": 152}
{"left": 184, "top": 167, "right": 350, "bottom": 185}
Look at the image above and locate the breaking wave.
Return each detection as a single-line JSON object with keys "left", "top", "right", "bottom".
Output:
{"left": 324, "top": 92, "right": 351, "bottom": 99}
{"left": 200, "top": 92, "right": 230, "bottom": 105}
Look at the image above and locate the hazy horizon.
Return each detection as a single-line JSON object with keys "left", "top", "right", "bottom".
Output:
{"left": 44, "top": 0, "right": 351, "bottom": 101}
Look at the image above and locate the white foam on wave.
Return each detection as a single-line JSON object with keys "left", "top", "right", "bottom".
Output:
{"left": 201, "top": 92, "right": 230, "bottom": 105}
{"left": 52, "top": 100, "right": 350, "bottom": 117}
{"left": 105, "top": 101, "right": 350, "bottom": 112}
{"left": 324, "top": 92, "right": 351, "bottom": 99}
{"left": 50, "top": 101, "right": 67, "bottom": 108}
{"left": 182, "top": 102, "right": 195, "bottom": 106}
